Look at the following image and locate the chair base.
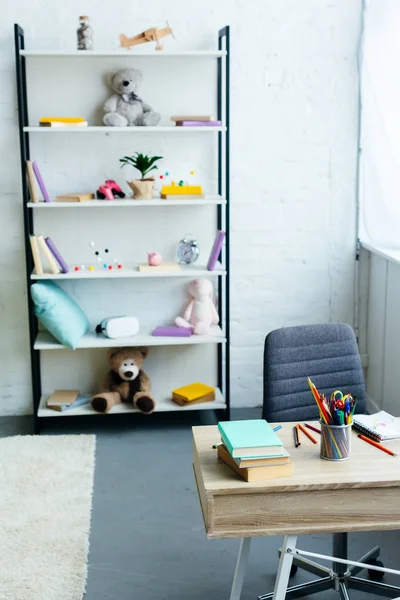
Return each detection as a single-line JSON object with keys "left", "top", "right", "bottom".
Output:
{"left": 258, "top": 534, "right": 400, "bottom": 599}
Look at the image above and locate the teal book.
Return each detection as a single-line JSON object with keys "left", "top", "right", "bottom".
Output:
{"left": 218, "top": 419, "right": 284, "bottom": 458}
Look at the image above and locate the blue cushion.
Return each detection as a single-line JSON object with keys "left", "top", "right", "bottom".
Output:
{"left": 31, "top": 281, "right": 90, "bottom": 349}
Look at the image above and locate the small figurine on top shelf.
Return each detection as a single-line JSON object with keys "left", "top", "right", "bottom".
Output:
{"left": 119, "top": 22, "right": 174, "bottom": 52}
{"left": 77, "top": 16, "right": 93, "bottom": 50}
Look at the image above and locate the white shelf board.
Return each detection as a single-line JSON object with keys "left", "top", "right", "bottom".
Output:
{"left": 24, "top": 126, "right": 225, "bottom": 133}
{"left": 31, "top": 263, "right": 225, "bottom": 280}
{"left": 37, "top": 388, "right": 225, "bottom": 418}
{"left": 27, "top": 195, "right": 225, "bottom": 208}
{"left": 34, "top": 327, "right": 226, "bottom": 350}
{"left": 360, "top": 240, "right": 400, "bottom": 268}
{"left": 21, "top": 49, "right": 226, "bottom": 58}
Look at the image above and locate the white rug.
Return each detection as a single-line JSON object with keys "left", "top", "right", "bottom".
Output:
{"left": 0, "top": 434, "right": 96, "bottom": 600}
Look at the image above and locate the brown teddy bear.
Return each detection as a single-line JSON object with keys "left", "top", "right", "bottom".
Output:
{"left": 91, "top": 347, "right": 155, "bottom": 414}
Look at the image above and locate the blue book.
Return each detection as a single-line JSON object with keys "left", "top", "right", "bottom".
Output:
{"left": 218, "top": 419, "right": 284, "bottom": 458}
{"left": 59, "top": 396, "right": 91, "bottom": 412}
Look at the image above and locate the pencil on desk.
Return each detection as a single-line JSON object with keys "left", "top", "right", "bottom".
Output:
{"left": 296, "top": 423, "right": 302, "bottom": 444}
{"left": 304, "top": 423, "right": 321, "bottom": 434}
{"left": 293, "top": 425, "right": 301, "bottom": 448}
{"left": 358, "top": 435, "right": 397, "bottom": 457}
{"left": 298, "top": 423, "right": 318, "bottom": 444}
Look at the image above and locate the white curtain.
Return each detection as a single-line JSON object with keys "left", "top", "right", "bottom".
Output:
{"left": 361, "top": 0, "right": 400, "bottom": 248}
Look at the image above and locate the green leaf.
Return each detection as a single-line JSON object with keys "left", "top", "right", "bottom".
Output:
{"left": 142, "top": 165, "right": 159, "bottom": 177}
{"left": 118, "top": 152, "right": 162, "bottom": 179}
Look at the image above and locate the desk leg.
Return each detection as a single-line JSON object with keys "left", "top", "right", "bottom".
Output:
{"left": 272, "top": 535, "right": 297, "bottom": 600}
{"left": 229, "top": 538, "right": 251, "bottom": 600}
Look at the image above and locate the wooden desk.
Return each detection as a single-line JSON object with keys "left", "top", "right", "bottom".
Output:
{"left": 193, "top": 423, "right": 400, "bottom": 599}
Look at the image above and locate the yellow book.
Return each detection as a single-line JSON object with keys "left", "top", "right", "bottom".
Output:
{"left": 40, "top": 117, "right": 85, "bottom": 123}
{"left": 37, "top": 235, "right": 60, "bottom": 275}
{"left": 137, "top": 262, "right": 181, "bottom": 272}
{"left": 172, "top": 382, "right": 215, "bottom": 403}
{"left": 161, "top": 185, "right": 203, "bottom": 196}
{"left": 29, "top": 235, "right": 43, "bottom": 275}
{"left": 47, "top": 389, "right": 80, "bottom": 407}
{"left": 56, "top": 193, "right": 95, "bottom": 203}
{"left": 218, "top": 444, "right": 293, "bottom": 482}
{"left": 26, "top": 161, "right": 40, "bottom": 203}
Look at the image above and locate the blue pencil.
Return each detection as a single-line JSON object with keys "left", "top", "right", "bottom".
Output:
{"left": 273, "top": 425, "right": 282, "bottom": 432}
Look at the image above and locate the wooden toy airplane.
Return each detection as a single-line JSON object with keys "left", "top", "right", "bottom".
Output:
{"left": 119, "top": 22, "right": 174, "bottom": 51}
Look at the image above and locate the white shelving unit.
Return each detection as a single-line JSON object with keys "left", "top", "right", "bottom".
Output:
{"left": 15, "top": 24, "right": 231, "bottom": 429}
{"left": 37, "top": 388, "right": 226, "bottom": 418}
{"left": 34, "top": 327, "right": 226, "bottom": 350}
{"left": 24, "top": 126, "right": 225, "bottom": 133}
{"left": 31, "top": 262, "right": 225, "bottom": 280}
{"left": 27, "top": 195, "right": 226, "bottom": 208}
{"left": 21, "top": 50, "right": 226, "bottom": 58}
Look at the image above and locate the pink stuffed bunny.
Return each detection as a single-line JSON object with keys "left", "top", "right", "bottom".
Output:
{"left": 175, "top": 278, "right": 219, "bottom": 335}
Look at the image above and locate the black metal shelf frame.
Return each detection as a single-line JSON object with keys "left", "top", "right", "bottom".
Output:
{"left": 14, "top": 23, "right": 230, "bottom": 432}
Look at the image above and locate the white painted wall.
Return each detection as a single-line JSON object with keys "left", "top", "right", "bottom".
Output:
{"left": 0, "top": 0, "right": 362, "bottom": 415}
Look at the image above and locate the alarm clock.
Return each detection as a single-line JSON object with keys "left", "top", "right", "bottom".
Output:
{"left": 177, "top": 234, "right": 200, "bottom": 264}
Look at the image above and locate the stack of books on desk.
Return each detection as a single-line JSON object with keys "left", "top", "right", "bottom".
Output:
{"left": 217, "top": 419, "right": 293, "bottom": 482}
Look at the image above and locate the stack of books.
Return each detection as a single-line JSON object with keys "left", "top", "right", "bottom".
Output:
{"left": 30, "top": 234, "right": 69, "bottom": 275}
{"left": 171, "top": 115, "right": 222, "bottom": 127}
{"left": 39, "top": 117, "right": 88, "bottom": 128}
{"left": 217, "top": 419, "right": 293, "bottom": 482}
{"left": 171, "top": 382, "right": 215, "bottom": 406}
{"left": 46, "top": 390, "right": 90, "bottom": 412}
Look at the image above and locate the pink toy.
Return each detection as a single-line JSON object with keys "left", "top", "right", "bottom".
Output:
{"left": 175, "top": 278, "right": 219, "bottom": 335}
{"left": 148, "top": 252, "right": 162, "bottom": 266}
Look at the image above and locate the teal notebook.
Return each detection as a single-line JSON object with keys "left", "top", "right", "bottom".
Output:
{"left": 218, "top": 419, "right": 284, "bottom": 458}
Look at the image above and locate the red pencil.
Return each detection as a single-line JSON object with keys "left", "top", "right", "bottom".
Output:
{"left": 304, "top": 423, "right": 321, "bottom": 435}
{"left": 358, "top": 435, "right": 397, "bottom": 457}
{"left": 298, "top": 423, "right": 318, "bottom": 444}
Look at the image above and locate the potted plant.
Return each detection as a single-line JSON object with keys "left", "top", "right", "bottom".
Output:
{"left": 120, "top": 152, "right": 163, "bottom": 200}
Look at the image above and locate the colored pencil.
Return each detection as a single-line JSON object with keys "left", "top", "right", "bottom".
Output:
{"left": 293, "top": 426, "right": 301, "bottom": 448}
{"left": 307, "top": 378, "right": 342, "bottom": 459}
{"left": 358, "top": 435, "right": 397, "bottom": 457}
{"left": 304, "top": 423, "right": 321, "bottom": 434}
{"left": 298, "top": 423, "right": 318, "bottom": 444}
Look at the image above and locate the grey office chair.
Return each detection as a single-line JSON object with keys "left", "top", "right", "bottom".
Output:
{"left": 259, "top": 323, "right": 399, "bottom": 600}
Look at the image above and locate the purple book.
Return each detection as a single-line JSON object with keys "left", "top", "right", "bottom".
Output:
{"left": 152, "top": 326, "right": 193, "bottom": 337}
{"left": 207, "top": 230, "right": 226, "bottom": 271}
{"left": 45, "top": 237, "right": 69, "bottom": 273}
{"left": 32, "top": 161, "right": 50, "bottom": 202}
{"left": 176, "top": 120, "right": 222, "bottom": 126}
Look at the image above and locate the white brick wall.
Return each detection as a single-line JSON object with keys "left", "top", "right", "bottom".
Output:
{"left": 0, "top": 0, "right": 362, "bottom": 415}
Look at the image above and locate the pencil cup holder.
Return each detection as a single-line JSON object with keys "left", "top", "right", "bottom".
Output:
{"left": 320, "top": 421, "right": 352, "bottom": 461}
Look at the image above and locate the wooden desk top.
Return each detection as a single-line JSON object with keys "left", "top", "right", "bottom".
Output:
{"left": 193, "top": 423, "right": 400, "bottom": 539}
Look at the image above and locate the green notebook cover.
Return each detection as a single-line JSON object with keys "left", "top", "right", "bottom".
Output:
{"left": 218, "top": 419, "right": 284, "bottom": 458}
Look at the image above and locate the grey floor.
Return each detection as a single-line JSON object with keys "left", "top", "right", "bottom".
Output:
{"left": 2, "top": 408, "right": 400, "bottom": 600}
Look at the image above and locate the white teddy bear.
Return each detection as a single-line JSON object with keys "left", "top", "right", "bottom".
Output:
{"left": 103, "top": 68, "right": 161, "bottom": 127}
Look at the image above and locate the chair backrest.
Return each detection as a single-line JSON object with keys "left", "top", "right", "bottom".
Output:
{"left": 262, "top": 323, "right": 366, "bottom": 422}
